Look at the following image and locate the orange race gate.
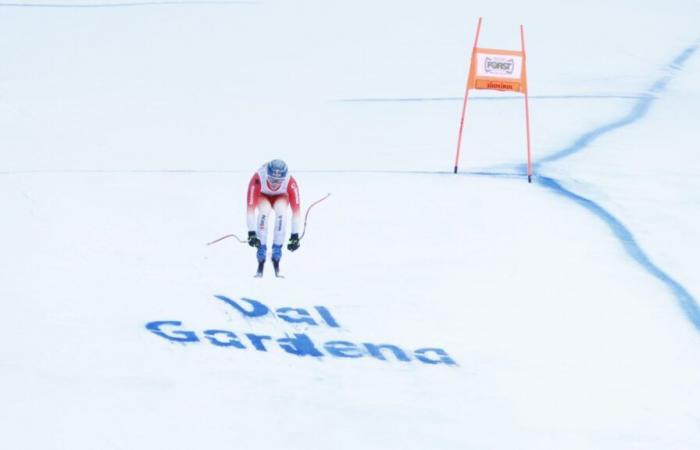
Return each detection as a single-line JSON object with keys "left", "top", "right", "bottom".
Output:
{"left": 453, "top": 18, "right": 533, "bottom": 183}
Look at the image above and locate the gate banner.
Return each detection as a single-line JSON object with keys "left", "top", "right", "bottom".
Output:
{"left": 471, "top": 49, "right": 525, "bottom": 92}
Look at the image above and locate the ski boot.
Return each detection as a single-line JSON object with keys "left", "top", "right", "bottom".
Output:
{"left": 255, "top": 245, "right": 267, "bottom": 277}
{"left": 271, "top": 244, "right": 283, "bottom": 278}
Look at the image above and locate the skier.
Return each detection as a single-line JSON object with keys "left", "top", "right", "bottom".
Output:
{"left": 246, "top": 159, "right": 301, "bottom": 277}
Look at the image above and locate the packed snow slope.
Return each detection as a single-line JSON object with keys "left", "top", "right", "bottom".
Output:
{"left": 2, "top": 1, "right": 700, "bottom": 449}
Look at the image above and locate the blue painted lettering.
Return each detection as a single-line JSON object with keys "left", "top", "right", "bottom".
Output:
{"left": 215, "top": 295, "right": 269, "bottom": 318}
{"left": 146, "top": 321, "right": 199, "bottom": 343}
{"left": 245, "top": 333, "right": 273, "bottom": 351}
{"left": 315, "top": 306, "right": 341, "bottom": 328}
{"left": 146, "top": 295, "right": 457, "bottom": 367}
{"left": 324, "top": 341, "right": 364, "bottom": 358}
{"left": 203, "top": 330, "right": 246, "bottom": 348}
{"left": 414, "top": 348, "right": 457, "bottom": 365}
{"left": 277, "top": 333, "right": 323, "bottom": 357}
{"left": 276, "top": 307, "right": 318, "bottom": 326}
{"left": 364, "top": 343, "right": 411, "bottom": 362}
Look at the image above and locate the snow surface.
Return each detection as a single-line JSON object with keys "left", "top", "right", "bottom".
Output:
{"left": 2, "top": 1, "right": 700, "bottom": 449}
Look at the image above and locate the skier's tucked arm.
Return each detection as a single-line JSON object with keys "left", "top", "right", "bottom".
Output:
{"left": 287, "top": 176, "right": 301, "bottom": 235}
{"left": 246, "top": 173, "right": 261, "bottom": 232}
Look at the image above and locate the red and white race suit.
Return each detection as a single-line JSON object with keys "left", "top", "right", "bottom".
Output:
{"left": 246, "top": 165, "right": 301, "bottom": 246}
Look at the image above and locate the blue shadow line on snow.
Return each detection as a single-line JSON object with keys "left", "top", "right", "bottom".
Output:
{"left": 519, "top": 41, "right": 700, "bottom": 329}
{"left": 0, "top": 168, "right": 513, "bottom": 176}
{"left": 300, "top": 169, "right": 527, "bottom": 180}
{"left": 537, "top": 42, "right": 699, "bottom": 165}
{"left": 0, "top": 168, "right": 452, "bottom": 175}
{"left": 334, "top": 94, "right": 646, "bottom": 103}
{"left": 0, "top": 1, "right": 255, "bottom": 8}
{"left": 535, "top": 94, "right": 655, "bottom": 164}
{"left": 537, "top": 176, "right": 700, "bottom": 331}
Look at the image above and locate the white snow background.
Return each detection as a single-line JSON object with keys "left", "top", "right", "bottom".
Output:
{"left": 2, "top": 1, "right": 700, "bottom": 449}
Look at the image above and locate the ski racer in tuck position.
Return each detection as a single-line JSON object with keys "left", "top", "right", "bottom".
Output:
{"left": 246, "top": 159, "right": 301, "bottom": 277}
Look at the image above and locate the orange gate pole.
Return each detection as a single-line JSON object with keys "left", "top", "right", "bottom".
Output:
{"left": 453, "top": 17, "right": 482, "bottom": 174}
{"left": 520, "top": 24, "right": 533, "bottom": 183}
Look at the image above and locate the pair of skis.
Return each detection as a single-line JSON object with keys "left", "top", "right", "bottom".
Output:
{"left": 255, "top": 259, "right": 283, "bottom": 278}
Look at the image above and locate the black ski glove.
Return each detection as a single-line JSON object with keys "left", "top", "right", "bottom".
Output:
{"left": 247, "top": 231, "right": 260, "bottom": 248}
{"left": 287, "top": 233, "right": 300, "bottom": 252}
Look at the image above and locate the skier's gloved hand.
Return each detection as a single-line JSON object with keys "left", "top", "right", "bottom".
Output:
{"left": 287, "top": 233, "right": 300, "bottom": 252}
{"left": 247, "top": 231, "right": 261, "bottom": 248}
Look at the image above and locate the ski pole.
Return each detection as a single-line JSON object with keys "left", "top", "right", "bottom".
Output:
{"left": 206, "top": 233, "right": 247, "bottom": 246}
{"left": 300, "top": 193, "right": 331, "bottom": 240}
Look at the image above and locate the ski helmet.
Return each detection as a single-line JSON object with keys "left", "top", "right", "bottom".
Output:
{"left": 266, "top": 159, "right": 288, "bottom": 178}
{"left": 266, "top": 159, "right": 288, "bottom": 191}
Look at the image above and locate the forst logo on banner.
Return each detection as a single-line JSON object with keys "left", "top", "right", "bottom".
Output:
{"left": 484, "top": 56, "right": 514, "bottom": 75}
{"left": 475, "top": 53, "right": 522, "bottom": 81}
{"left": 145, "top": 295, "right": 457, "bottom": 366}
